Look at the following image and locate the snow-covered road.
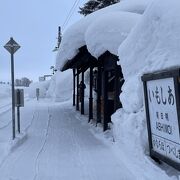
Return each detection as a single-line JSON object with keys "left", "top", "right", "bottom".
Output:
{"left": 0, "top": 100, "right": 134, "bottom": 180}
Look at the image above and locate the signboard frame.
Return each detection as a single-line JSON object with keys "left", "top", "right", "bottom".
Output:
{"left": 36, "top": 88, "right": 40, "bottom": 101}
{"left": 15, "top": 89, "right": 24, "bottom": 107}
{"left": 4, "top": 38, "right": 20, "bottom": 54}
{"left": 142, "top": 67, "right": 180, "bottom": 171}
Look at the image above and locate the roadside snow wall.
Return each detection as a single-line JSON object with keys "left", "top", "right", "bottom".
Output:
{"left": 118, "top": 0, "right": 180, "bottom": 113}
{"left": 112, "top": 0, "right": 180, "bottom": 178}
{"left": 28, "top": 81, "right": 50, "bottom": 98}
{"left": 47, "top": 70, "right": 73, "bottom": 102}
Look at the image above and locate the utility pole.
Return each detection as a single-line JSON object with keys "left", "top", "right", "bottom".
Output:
{"left": 57, "top": 26, "right": 62, "bottom": 49}
{"left": 53, "top": 26, "right": 62, "bottom": 52}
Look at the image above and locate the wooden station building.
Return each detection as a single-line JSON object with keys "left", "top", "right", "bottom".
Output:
{"left": 61, "top": 45, "right": 124, "bottom": 131}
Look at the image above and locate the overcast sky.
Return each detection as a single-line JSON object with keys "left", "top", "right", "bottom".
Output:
{"left": 0, "top": 0, "right": 85, "bottom": 82}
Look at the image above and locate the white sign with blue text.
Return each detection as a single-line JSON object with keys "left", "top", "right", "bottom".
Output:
{"left": 147, "top": 77, "right": 180, "bottom": 163}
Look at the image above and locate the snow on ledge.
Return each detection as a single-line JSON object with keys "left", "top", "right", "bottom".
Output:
{"left": 118, "top": 0, "right": 180, "bottom": 113}
{"left": 111, "top": 1, "right": 180, "bottom": 177}
{"left": 56, "top": 0, "right": 150, "bottom": 70}
{"left": 85, "top": 11, "right": 140, "bottom": 58}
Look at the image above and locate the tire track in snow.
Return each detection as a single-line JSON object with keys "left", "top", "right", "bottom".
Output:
{"left": 0, "top": 98, "right": 31, "bottom": 129}
{"left": 0, "top": 103, "right": 11, "bottom": 115}
{"left": 33, "top": 106, "right": 52, "bottom": 180}
{"left": 71, "top": 128, "right": 98, "bottom": 180}
{"left": 0, "top": 102, "right": 11, "bottom": 109}
{"left": 71, "top": 128, "right": 95, "bottom": 180}
{"left": 0, "top": 120, "right": 11, "bottom": 130}
{"left": 64, "top": 109, "right": 97, "bottom": 180}
{"left": 0, "top": 107, "right": 39, "bottom": 170}
{"left": 0, "top": 103, "right": 52, "bottom": 180}
{"left": 0, "top": 97, "right": 29, "bottom": 115}
{"left": 50, "top": 105, "right": 87, "bottom": 179}
{"left": 0, "top": 102, "right": 52, "bottom": 180}
{"left": 0, "top": 105, "right": 36, "bottom": 130}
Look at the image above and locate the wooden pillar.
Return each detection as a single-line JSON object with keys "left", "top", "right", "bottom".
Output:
{"left": 89, "top": 66, "right": 93, "bottom": 122}
{"left": 73, "top": 69, "right": 75, "bottom": 106}
{"left": 96, "top": 66, "right": 102, "bottom": 124}
{"left": 76, "top": 69, "right": 79, "bottom": 111}
{"left": 103, "top": 71, "right": 108, "bottom": 131}
{"left": 81, "top": 71, "right": 85, "bottom": 114}
{"left": 114, "top": 66, "right": 118, "bottom": 111}
{"left": 115, "top": 66, "right": 122, "bottom": 110}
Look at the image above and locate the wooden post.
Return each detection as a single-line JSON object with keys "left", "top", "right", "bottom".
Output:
{"left": 97, "top": 66, "right": 102, "bottom": 124}
{"left": 76, "top": 69, "right": 79, "bottom": 111}
{"left": 17, "top": 106, "right": 20, "bottom": 133}
{"left": 103, "top": 71, "right": 108, "bottom": 131}
{"left": 73, "top": 69, "right": 75, "bottom": 106}
{"left": 89, "top": 66, "right": 93, "bottom": 122}
{"left": 81, "top": 71, "right": 85, "bottom": 114}
{"left": 114, "top": 66, "right": 119, "bottom": 111}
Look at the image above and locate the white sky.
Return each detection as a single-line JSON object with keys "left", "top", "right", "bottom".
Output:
{"left": 0, "top": 0, "right": 86, "bottom": 82}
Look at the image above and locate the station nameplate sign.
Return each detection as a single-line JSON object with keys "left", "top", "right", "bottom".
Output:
{"left": 142, "top": 68, "right": 180, "bottom": 171}
{"left": 147, "top": 78, "right": 180, "bottom": 163}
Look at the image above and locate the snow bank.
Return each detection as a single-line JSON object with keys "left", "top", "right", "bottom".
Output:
{"left": 85, "top": 12, "right": 140, "bottom": 58}
{"left": 46, "top": 75, "right": 56, "bottom": 99}
{"left": 27, "top": 81, "right": 50, "bottom": 98}
{"left": 47, "top": 70, "right": 73, "bottom": 102}
{"left": 118, "top": 0, "right": 180, "bottom": 113}
{"left": 56, "top": 0, "right": 150, "bottom": 70}
{"left": 26, "top": 70, "right": 72, "bottom": 102}
{"left": 112, "top": 0, "right": 180, "bottom": 177}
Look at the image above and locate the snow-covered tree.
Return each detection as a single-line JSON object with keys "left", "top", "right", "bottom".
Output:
{"left": 79, "top": 0, "right": 120, "bottom": 16}
{"left": 21, "top": 77, "right": 32, "bottom": 87}
{"left": 15, "top": 77, "right": 32, "bottom": 87}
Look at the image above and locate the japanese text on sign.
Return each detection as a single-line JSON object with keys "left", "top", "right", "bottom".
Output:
{"left": 147, "top": 78, "right": 180, "bottom": 163}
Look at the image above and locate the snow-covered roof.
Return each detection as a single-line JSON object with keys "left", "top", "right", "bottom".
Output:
{"left": 85, "top": 12, "right": 140, "bottom": 58}
{"left": 118, "top": 0, "right": 180, "bottom": 112}
{"left": 56, "top": 0, "right": 151, "bottom": 70}
{"left": 119, "top": 0, "right": 180, "bottom": 80}
{"left": 102, "top": 0, "right": 152, "bottom": 14}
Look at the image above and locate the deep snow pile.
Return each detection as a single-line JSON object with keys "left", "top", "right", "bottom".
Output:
{"left": 46, "top": 70, "right": 73, "bottom": 102}
{"left": 118, "top": 0, "right": 180, "bottom": 113}
{"left": 85, "top": 12, "right": 140, "bottom": 58}
{"left": 112, "top": 0, "right": 180, "bottom": 178}
{"left": 27, "top": 80, "right": 50, "bottom": 98}
{"left": 27, "top": 70, "right": 72, "bottom": 102}
{"left": 56, "top": 0, "right": 150, "bottom": 70}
